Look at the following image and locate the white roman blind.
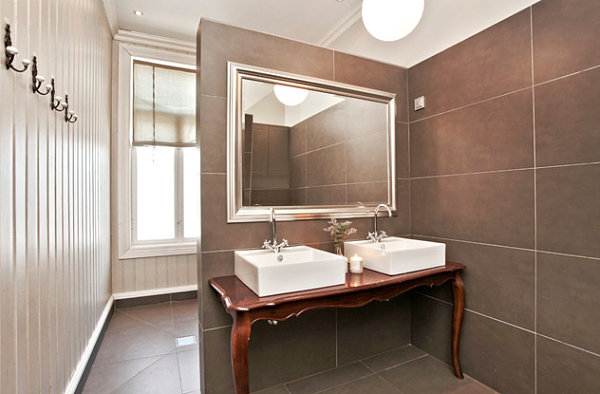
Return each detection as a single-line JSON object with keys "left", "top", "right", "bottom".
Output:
{"left": 132, "top": 61, "right": 196, "bottom": 147}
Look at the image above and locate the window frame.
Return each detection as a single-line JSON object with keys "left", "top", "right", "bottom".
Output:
{"left": 116, "top": 42, "right": 196, "bottom": 259}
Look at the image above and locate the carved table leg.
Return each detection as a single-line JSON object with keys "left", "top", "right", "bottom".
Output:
{"left": 231, "top": 312, "right": 251, "bottom": 394}
{"left": 451, "top": 271, "right": 465, "bottom": 379}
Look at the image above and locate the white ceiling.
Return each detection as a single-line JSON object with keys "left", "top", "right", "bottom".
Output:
{"left": 106, "top": 0, "right": 541, "bottom": 68}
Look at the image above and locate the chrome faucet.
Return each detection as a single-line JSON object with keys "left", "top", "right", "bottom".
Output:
{"left": 262, "top": 208, "right": 289, "bottom": 254}
{"left": 367, "top": 204, "right": 392, "bottom": 243}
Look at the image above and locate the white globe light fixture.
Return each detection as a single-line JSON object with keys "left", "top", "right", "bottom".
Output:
{"left": 362, "top": 0, "right": 424, "bottom": 42}
{"left": 273, "top": 84, "right": 308, "bottom": 106}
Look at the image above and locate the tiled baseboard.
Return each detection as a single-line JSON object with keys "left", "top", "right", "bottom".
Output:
{"left": 114, "top": 286, "right": 198, "bottom": 308}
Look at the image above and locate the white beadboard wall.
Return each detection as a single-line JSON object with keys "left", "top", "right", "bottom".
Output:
{"left": 0, "top": 0, "right": 112, "bottom": 392}
{"left": 111, "top": 254, "right": 197, "bottom": 294}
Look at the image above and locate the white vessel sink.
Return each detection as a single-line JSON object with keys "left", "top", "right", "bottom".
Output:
{"left": 234, "top": 246, "right": 347, "bottom": 297}
{"left": 344, "top": 237, "right": 446, "bottom": 275}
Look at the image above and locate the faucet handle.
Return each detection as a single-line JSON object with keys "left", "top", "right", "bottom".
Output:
{"left": 262, "top": 240, "right": 272, "bottom": 249}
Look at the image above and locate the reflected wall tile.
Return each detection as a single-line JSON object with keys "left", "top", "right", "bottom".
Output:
{"left": 306, "top": 104, "right": 345, "bottom": 151}
{"left": 289, "top": 122, "right": 307, "bottom": 157}
{"left": 289, "top": 156, "right": 307, "bottom": 189}
{"left": 532, "top": 0, "right": 600, "bottom": 83}
{"left": 306, "top": 185, "right": 347, "bottom": 205}
{"left": 408, "top": 9, "right": 531, "bottom": 121}
{"left": 346, "top": 132, "right": 388, "bottom": 184}
{"left": 306, "top": 144, "right": 346, "bottom": 187}
{"left": 347, "top": 182, "right": 387, "bottom": 206}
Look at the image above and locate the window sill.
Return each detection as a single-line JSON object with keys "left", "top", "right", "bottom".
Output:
{"left": 119, "top": 242, "right": 197, "bottom": 259}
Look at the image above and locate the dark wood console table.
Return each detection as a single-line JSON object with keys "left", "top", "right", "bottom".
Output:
{"left": 209, "top": 262, "right": 466, "bottom": 394}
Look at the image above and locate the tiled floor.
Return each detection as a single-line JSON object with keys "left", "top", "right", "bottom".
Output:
{"left": 84, "top": 300, "right": 497, "bottom": 394}
{"left": 83, "top": 300, "right": 200, "bottom": 394}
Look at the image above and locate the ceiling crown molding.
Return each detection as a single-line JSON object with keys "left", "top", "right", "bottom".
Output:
{"left": 319, "top": 4, "right": 362, "bottom": 47}
{"left": 101, "top": 0, "right": 118, "bottom": 36}
{"left": 114, "top": 30, "right": 196, "bottom": 54}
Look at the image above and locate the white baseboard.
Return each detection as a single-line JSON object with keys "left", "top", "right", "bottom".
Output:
{"left": 64, "top": 295, "right": 114, "bottom": 394}
{"left": 112, "top": 284, "right": 198, "bottom": 300}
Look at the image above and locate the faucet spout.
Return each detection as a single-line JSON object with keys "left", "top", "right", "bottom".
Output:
{"left": 269, "top": 207, "right": 277, "bottom": 244}
{"left": 262, "top": 208, "right": 288, "bottom": 255}
{"left": 368, "top": 204, "right": 392, "bottom": 243}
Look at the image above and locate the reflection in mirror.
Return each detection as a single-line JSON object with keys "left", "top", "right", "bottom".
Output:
{"left": 241, "top": 79, "right": 389, "bottom": 207}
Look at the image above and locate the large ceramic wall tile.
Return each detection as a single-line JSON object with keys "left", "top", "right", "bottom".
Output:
{"left": 410, "top": 90, "right": 533, "bottom": 177}
{"left": 306, "top": 185, "right": 347, "bottom": 205}
{"left": 306, "top": 144, "right": 346, "bottom": 187}
{"left": 537, "top": 336, "right": 600, "bottom": 394}
{"left": 200, "top": 95, "right": 227, "bottom": 174}
{"left": 337, "top": 295, "right": 410, "bottom": 365}
{"left": 410, "top": 295, "right": 535, "bottom": 394}
{"left": 290, "top": 122, "right": 307, "bottom": 157}
{"left": 201, "top": 174, "right": 269, "bottom": 252}
{"left": 199, "top": 20, "right": 334, "bottom": 98}
{"left": 532, "top": 0, "right": 600, "bottom": 83}
{"left": 420, "top": 238, "right": 535, "bottom": 329}
{"left": 535, "top": 67, "right": 600, "bottom": 166}
{"left": 460, "top": 310, "right": 535, "bottom": 394}
{"left": 537, "top": 252, "right": 600, "bottom": 354}
{"left": 537, "top": 164, "right": 600, "bottom": 258}
{"left": 202, "top": 326, "right": 235, "bottom": 393}
{"left": 289, "top": 156, "right": 307, "bottom": 189}
{"left": 249, "top": 310, "right": 336, "bottom": 392}
{"left": 333, "top": 52, "right": 408, "bottom": 122}
{"left": 306, "top": 104, "right": 345, "bottom": 151}
{"left": 411, "top": 171, "right": 535, "bottom": 249}
{"left": 396, "top": 123, "right": 409, "bottom": 179}
{"left": 201, "top": 251, "right": 234, "bottom": 330}
{"left": 408, "top": 9, "right": 531, "bottom": 121}
{"left": 347, "top": 181, "right": 387, "bottom": 205}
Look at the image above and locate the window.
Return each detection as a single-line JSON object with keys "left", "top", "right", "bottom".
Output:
{"left": 116, "top": 42, "right": 198, "bottom": 259}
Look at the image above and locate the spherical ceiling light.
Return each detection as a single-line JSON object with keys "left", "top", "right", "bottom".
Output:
{"left": 273, "top": 84, "right": 308, "bottom": 106}
{"left": 362, "top": 0, "right": 424, "bottom": 42}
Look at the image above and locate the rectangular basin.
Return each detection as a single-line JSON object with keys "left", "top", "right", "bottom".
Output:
{"left": 234, "top": 246, "right": 347, "bottom": 297}
{"left": 344, "top": 237, "right": 446, "bottom": 275}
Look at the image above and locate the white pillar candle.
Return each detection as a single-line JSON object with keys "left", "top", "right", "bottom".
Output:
{"left": 349, "top": 254, "right": 364, "bottom": 274}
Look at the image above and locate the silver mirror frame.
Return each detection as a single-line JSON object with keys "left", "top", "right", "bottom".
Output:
{"left": 226, "top": 62, "right": 397, "bottom": 223}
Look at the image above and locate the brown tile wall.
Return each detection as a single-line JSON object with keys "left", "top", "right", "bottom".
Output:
{"left": 408, "top": 1, "right": 600, "bottom": 393}
{"left": 197, "top": 20, "right": 410, "bottom": 393}
{"left": 289, "top": 99, "right": 389, "bottom": 205}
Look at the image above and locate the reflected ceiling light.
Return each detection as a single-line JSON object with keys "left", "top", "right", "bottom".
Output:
{"left": 362, "top": 0, "right": 424, "bottom": 42}
{"left": 273, "top": 84, "right": 308, "bottom": 106}
{"left": 133, "top": 9, "right": 143, "bottom": 16}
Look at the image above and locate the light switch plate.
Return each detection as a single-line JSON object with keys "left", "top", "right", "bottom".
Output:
{"left": 414, "top": 96, "right": 425, "bottom": 111}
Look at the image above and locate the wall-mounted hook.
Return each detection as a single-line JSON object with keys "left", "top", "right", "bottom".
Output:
{"left": 66, "top": 109, "right": 78, "bottom": 124}
{"left": 31, "top": 56, "right": 51, "bottom": 95}
{"left": 49, "top": 78, "right": 67, "bottom": 111}
{"left": 4, "top": 23, "right": 30, "bottom": 72}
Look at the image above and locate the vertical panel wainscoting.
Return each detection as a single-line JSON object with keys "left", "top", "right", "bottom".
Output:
{"left": 112, "top": 254, "right": 198, "bottom": 295}
{"left": 0, "top": 0, "right": 112, "bottom": 393}
{"left": 408, "top": 1, "right": 600, "bottom": 393}
{"left": 198, "top": 20, "right": 411, "bottom": 393}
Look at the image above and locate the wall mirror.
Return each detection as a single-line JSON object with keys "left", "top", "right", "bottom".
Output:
{"left": 227, "top": 62, "right": 396, "bottom": 222}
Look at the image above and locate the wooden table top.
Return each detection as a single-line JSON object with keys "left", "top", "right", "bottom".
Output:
{"left": 209, "top": 262, "right": 465, "bottom": 312}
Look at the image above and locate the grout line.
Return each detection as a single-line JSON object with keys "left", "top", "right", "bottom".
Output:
{"left": 407, "top": 64, "right": 600, "bottom": 125}
{"left": 108, "top": 353, "right": 170, "bottom": 393}
{"left": 411, "top": 234, "right": 600, "bottom": 262}
{"left": 202, "top": 324, "right": 232, "bottom": 332}
{"left": 416, "top": 292, "right": 537, "bottom": 335}
{"left": 409, "top": 86, "right": 532, "bottom": 124}
{"left": 311, "top": 372, "right": 378, "bottom": 394}
{"left": 535, "top": 333, "right": 600, "bottom": 359}
{"left": 529, "top": 7, "right": 538, "bottom": 393}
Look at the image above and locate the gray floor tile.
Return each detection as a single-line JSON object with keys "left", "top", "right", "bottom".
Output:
{"left": 83, "top": 355, "right": 161, "bottom": 393}
{"left": 252, "top": 385, "right": 290, "bottom": 394}
{"left": 286, "top": 362, "right": 371, "bottom": 394}
{"left": 113, "top": 353, "right": 182, "bottom": 394}
{"left": 361, "top": 345, "right": 427, "bottom": 372}
{"left": 178, "top": 348, "right": 200, "bottom": 393}
{"left": 379, "top": 356, "right": 474, "bottom": 394}
{"left": 319, "top": 374, "right": 400, "bottom": 393}
{"left": 119, "top": 302, "right": 175, "bottom": 333}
